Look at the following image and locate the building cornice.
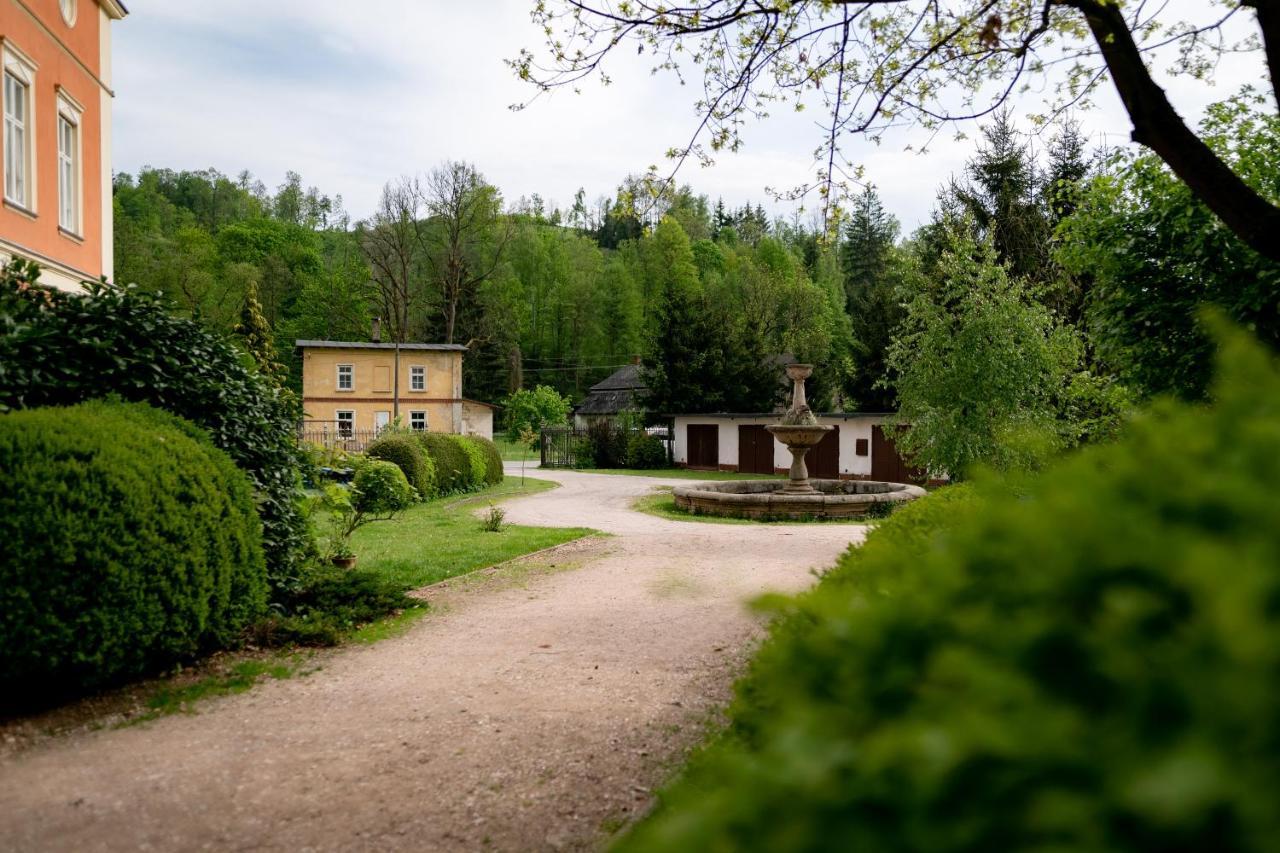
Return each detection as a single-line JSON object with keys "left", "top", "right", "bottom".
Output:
{"left": 9, "top": 0, "right": 117, "bottom": 96}
{"left": 0, "top": 235, "right": 98, "bottom": 285}
{"left": 99, "top": 0, "right": 128, "bottom": 20}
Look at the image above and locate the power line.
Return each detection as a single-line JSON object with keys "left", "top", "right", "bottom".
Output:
{"left": 519, "top": 363, "right": 632, "bottom": 372}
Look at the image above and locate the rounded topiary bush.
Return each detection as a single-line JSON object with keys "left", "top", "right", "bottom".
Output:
{"left": 620, "top": 324, "right": 1280, "bottom": 852}
{"left": 0, "top": 401, "right": 267, "bottom": 702}
{"left": 352, "top": 459, "right": 416, "bottom": 514}
{"left": 463, "top": 435, "right": 505, "bottom": 485}
{"left": 366, "top": 434, "right": 435, "bottom": 499}
{"left": 0, "top": 274, "right": 307, "bottom": 591}
{"left": 418, "top": 433, "right": 475, "bottom": 494}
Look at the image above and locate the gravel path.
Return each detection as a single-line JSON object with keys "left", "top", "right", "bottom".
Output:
{"left": 0, "top": 468, "right": 866, "bottom": 852}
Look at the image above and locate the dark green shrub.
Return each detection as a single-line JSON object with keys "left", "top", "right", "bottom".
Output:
{"left": 625, "top": 432, "right": 667, "bottom": 469}
{"left": 418, "top": 433, "right": 477, "bottom": 494}
{"left": 0, "top": 401, "right": 267, "bottom": 702}
{"left": 463, "top": 435, "right": 505, "bottom": 485}
{"left": 366, "top": 434, "right": 435, "bottom": 499}
{"left": 620, "top": 323, "right": 1280, "bottom": 852}
{"left": 583, "top": 419, "right": 627, "bottom": 468}
{"left": 253, "top": 566, "right": 420, "bottom": 647}
{"left": 0, "top": 270, "right": 307, "bottom": 592}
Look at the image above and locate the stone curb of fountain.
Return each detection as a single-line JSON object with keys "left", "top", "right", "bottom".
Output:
{"left": 672, "top": 479, "right": 927, "bottom": 520}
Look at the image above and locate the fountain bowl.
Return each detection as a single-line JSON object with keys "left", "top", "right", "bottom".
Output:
{"left": 765, "top": 423, "right": 831, "bottom": 447}
{"left": 672, "top": 478, "right": 926, "bottom": 521}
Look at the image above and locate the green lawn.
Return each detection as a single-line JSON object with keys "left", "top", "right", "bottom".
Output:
{"left": 575, "top": 467, "right": 784, "bottom": 481}
{"left": 349, "top": 478, "right": 594, "bottom": 589}
{"left": 494, "top": 436, "right": 536, "bottom": 462}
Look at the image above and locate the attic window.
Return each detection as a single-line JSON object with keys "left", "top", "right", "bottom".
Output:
{"left": 60, "top": 0, "right": 77, "bottom": 26}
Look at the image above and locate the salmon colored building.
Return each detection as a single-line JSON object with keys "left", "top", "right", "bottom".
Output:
{"left": 0, "top": 0, "right": 126, "bottom": 291}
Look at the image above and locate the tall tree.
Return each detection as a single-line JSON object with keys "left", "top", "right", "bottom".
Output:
{"left": 361, "top": 176, "right": 430, "bottom": 346}
{"left": 423, "top": 161, "right": 512, "bottom": 345}
{"left": 948, "top": 110, "right": 1051, "bottom": 282}
{"left": 1057, "top": 94, "right": 1280, "bottom": 401}
{"left": 887, "top": 219, "right": 1079, "bottom": 478}
{"left": 841, "top": 188, "right": 911, "bottom": 411}
{"left": 642, "top": 217, "right": 778, "bottom": 415}
{"left": 516, "top": 2, "right": 1280, "bottom": 259}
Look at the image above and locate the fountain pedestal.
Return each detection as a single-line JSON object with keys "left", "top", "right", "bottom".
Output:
{"left": 671, "top": 363, "right": 925, "bottom": 520}
{"left": 766, "top": 364, "right": 831, "bottom": 494}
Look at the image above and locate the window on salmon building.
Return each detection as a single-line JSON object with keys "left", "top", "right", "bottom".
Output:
{"left": 57, "top": 92, "right": 83, "bottom": 235}
{"left": 2, "top": 50, "right": 37, "bottom": 212}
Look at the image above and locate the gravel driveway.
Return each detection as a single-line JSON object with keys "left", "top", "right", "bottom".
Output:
{"left": 0, "top": 468, "right": 866, "bottom": 852}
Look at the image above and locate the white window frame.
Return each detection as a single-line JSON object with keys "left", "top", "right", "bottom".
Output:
{"left": 335, "top": 410, "right": 355, "bottom": 438}
{"left": 409, "top": 364, "right": 426, "bottom": 392}
{"left": 56, "top": 89, "right": 83, "bottom": 236}
{"left": 2, "top": 44, "right": 38, "bottom": 213}
{"left": 59, "top": 0, "right": 78, "bottom": 27}
{"left": 409, "top": 411, "right": 427, "bottom": 432}
{"left": 336, "top": 363, "right": 354, "bottom": 391}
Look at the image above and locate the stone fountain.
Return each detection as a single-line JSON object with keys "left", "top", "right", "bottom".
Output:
{"left": 672, "top": 364, "right": 926, "bottom": 520}
{"left": 766, "top": 363, "right": 832, "bottom": 495}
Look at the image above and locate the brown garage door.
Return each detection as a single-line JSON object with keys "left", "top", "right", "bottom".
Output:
{"left": 807, "top": 426, "right": 840, "bottom": 479}
{"left": 738, "top": 425, "right": 775, "bottom": 474}
{"left": 687, "top": 424, "right": 719, "bottom": 469}
{"left": 871, "top": 425, "right": 922, "bottom": 483}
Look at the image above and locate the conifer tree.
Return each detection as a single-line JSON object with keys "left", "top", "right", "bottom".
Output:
{"left": 840, "top": 188, "right": 906, "bottom": 411}
{"left": 235, "top": 280, "right": 284, "bottom": 383}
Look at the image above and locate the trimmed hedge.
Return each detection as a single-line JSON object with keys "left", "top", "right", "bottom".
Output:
{"left": 457, "top": 435, "right": 488, "bottom": 487}
{"left": 463, "top": 435, "right": 505, "bottom": 485}
{"left": 0, "top": 273, "right": 307, "bottom": 592}
{"left": 620, "top": 322, "right": 1280, "bottom": 852}
{"left": 367, "top": 434, "right": 435, "bottom": 499}
{"left": 0, "top": 401, "right": 267, "bottom": 702}
{"left": 417, "top": 433, "right": 474, "bottom": 494}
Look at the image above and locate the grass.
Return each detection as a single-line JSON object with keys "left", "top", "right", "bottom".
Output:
{"left": 494, "top": 436, "right": 536, "bottom": 462}
{"left": 575, "top": 467, "right": 785, "bottom": 481}
{"left": 348, "top": 477, "right": 594, "bottom": 589}
{"left": 130, "top": 654, "right": 315, "bottom": 724}
{"left": 632, "top": 488, "right": 871, "bottom": 526}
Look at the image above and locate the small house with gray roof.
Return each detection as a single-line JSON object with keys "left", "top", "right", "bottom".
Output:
{"left": 573, "top": 357, "right": 648, "bottom": 427}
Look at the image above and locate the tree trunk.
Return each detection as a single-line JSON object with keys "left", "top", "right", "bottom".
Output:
{"left": 1067, "top": 0, "right": 1280, "bottom": 261}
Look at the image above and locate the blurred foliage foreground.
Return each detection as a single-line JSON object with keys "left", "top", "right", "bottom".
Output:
{"left": 619, "top": 320, "right": 1280, "bottom": 852}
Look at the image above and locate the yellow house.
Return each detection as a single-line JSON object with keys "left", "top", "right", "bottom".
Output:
{"left": 296, "top": 340, "right": 496, "bottom": 443}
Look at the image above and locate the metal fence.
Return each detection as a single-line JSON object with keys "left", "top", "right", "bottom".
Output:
{"left": 540, "top": 425, "right": 671, "bottom": 468}
{"left": 539, "top": 427, "right": 591, "bottom": 468}
{"left": 298, "top": 426, "right": 382, "bottom": 453}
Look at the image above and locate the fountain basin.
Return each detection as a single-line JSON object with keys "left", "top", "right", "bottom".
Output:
{"left": 765, "top": 423, "right": 831, "bottom": 446}
{"left": 672, "top": 478, "right": 926, "bottom": 520}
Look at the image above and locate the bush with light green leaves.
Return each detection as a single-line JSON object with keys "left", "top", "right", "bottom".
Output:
{"left": 620, "top": 320, "right": 1280, "bottom": 852}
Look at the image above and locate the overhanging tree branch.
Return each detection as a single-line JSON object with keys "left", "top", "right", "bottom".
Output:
{"left": 515, "top": 1, "right": 1280, "bottom": 259}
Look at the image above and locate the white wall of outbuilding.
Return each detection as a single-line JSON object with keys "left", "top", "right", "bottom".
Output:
{"left": 672, "top": 415, "right": 888, "bottom": 477}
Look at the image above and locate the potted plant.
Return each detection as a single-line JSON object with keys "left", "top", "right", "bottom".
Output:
{"left": 329, "top": 542, "right": 358, "bottom": 570}
{"left": 319, "top": 460, "right": 415, "bottom": 569}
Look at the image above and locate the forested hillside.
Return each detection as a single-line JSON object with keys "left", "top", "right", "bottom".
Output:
{"left": 112, "top": 96, "right": 1279, "bottom": 443}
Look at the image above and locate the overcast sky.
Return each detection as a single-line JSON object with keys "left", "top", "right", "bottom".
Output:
{"left": 112, "top": 2, "right": 1268, "bottom": 232}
